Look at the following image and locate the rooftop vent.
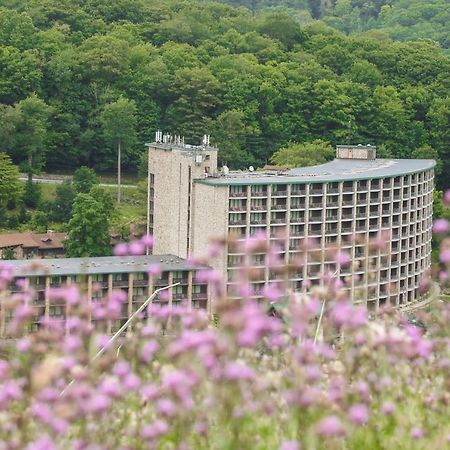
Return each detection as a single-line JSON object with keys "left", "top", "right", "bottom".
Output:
{"left": 336, "top": 145, "right": 376, "bottom": 160}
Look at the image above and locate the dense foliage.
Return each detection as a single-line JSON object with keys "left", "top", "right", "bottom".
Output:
{"left": 0, "top": 152, "right": 23, "bottom": 209}
{"left": 0, "top": 0, "right": 448, "bottom": 187}
{"left": 222, "top": 1, "right": 450, "bottom": 51}
{"left": 65, "top": 190, "right": 113, "bottom": 257}
{"left": 0, "top": 221, "right": 449, "bottom": 448}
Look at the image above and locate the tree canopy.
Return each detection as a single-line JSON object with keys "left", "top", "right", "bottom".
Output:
{"left": 270, "top": 140, "right": 335, "bottom": 168}
{"left": 0, "top": 151, "right": 22, "bottom": 208}
{"left": 0, "top": 0, "right": 448, "bottom": 187}
{"left": 65, "top": 192, "right": 111, "bottom": 257}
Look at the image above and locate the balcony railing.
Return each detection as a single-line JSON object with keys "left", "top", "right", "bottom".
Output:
{"left": 153, "top": 278, "right": 169, "bottom": 286}
{"left": 230, "top": 192, "right": 247, "bottom": 198}
{"left": 272, "top": 190, "right": 287, "bottom": 196}
{"left": 271, "top": 204, "right": 286, "bottom": 210}
{"left": 251, "top": 191, "right": 266, "bottom": 197}
{"left": 172, "top": 277, "right": 188, "bottom": 284}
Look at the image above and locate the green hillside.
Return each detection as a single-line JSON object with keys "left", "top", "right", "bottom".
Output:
{"left": 0, "top": 0, "right": 448, "bottom": 188}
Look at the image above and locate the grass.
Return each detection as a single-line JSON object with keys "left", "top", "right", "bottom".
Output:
{"left": 38, "top": 182, "right": 58, "bottom": 202}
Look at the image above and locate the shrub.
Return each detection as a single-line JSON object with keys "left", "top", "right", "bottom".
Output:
{"left": 23, "top": 179, "right": 41, "bottom": 208}
{"left": 73, "top": 166, "right": 98, "bottom": 194}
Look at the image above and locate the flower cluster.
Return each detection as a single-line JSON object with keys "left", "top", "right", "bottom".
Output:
{"left": 0, "top": 219, "right": 449, "bottom": 449}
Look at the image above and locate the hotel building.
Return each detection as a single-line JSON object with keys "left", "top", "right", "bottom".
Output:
{"left": 2, "top": 255, "right": 210, "bottom": 338}
{"left": 148, "top": 140, "right": 435, "bottom": 310}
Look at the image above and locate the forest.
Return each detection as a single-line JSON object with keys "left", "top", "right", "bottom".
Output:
{"left": 0, "top": 0, "right": 449, "bottom": 188}
{"left": 220, "top": 1, "right": 450, "bottom": 51}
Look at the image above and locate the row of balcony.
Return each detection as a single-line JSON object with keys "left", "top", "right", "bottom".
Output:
{"left": 229, "top": 179, "right": 434, "bottom": 199}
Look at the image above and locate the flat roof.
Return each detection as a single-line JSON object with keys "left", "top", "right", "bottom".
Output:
{"left": 4, "top": 255, "right": 204, "bottom": 278}
{"left": 194, "top": 158, "right": 435, "bottom": 186}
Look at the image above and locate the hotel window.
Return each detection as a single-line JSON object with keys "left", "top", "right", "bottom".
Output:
{"left": 133, "top": 287, "right": 146, "bottom": 296}
{"left": 251, "top": 185, "right": 264, "bottom": 194}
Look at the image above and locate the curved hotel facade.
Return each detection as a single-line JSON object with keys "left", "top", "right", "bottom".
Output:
{"left": 148, "top": 141, "right": 435, "bottom": 310}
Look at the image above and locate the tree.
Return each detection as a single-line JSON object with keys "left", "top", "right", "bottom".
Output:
{"left": 50, "top": 180, "right": 75, "bottom": 222}
{"left": 89, "top": 185, "right": 115, "bottom": 218}
{"left": 270, "top": 140, "right": 334, "bottom": 168}
{"left": 73, "top": 166, "right": 98, "bottom": 194}
{"left": 1, "top": 247, "right": 16, "bottom": 260}
{"left": 209, "top": 109, "right": 253, "bottom": 169}
{"left": 65, "top": 193, "right": 111, "bottom": 257}
{"left": 427, "top": 97, "right": 450, "bottom": 189}
{"left": 0, "top": 151, "right": 23, "bottom": 208}
{"left": 165, "top": 67, "right": 221, "bottom": 143}
{"left": 12, "top": 94, "right": 51, "bottom": 182}
{"left": 31, "top": 210, "right": 49, "bottom": 232}
{"left": 23, "top": 179, "right": 41, "bottom": 208}
{"left": 100, "top": 97, "right": 137, "bottom": 203}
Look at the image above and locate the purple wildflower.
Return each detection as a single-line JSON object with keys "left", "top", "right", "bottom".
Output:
{"left": 316, "top": 415, "right": 346, "bottom": 437}
{"left": 348, "top": 404, "right": 369, "bottom": 425}
{"left": 433, "top": 218, "right": 450, "bottom": 234}
{"left": 411, "top": 427, "right": 424, "bottom": 439}
{"left": 280, "top": 441, "right": 300, "bottom": 450}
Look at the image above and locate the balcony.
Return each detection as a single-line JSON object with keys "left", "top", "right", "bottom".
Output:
{"left": 272, "top": 190, "right": 287, "bottom": 197}
{"left": 173, "top": 277, "right": 188, "bottom": 284}
{"left": 229, "top": 206, "right": 246, "bottom": 212}
{"left": 271, "top": 218, "right": 286, "bottom": 224}
{"left": 229, "top": 219, "right": 246, "bottom": 226}
{"left": 230, "top": 192, "right": 247, "bottom": 198}
{"left": 250, "top": 205, "right": 266, "bottom": 211}
{"left": 291, "top": 188, "right": 306, "bottom": 195}
{"left": 133, "top": 279, "right": 148, "bottom": 287}
{"left": 271, "top": 204, "right": 286, "bottom": 210}
{"left": 251, "top": 191, "right": 267, "bottom": 197}
{"left": 250, "top": 218, "right": 266, "bottom": 225}
{"left": 327, "top": 187, "right": 339, "bottom": 194}
{"left": 153, "top": 278, "right": 169, "bottom": 286}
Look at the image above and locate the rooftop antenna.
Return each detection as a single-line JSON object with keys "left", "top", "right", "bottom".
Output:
{"left": 155, "top": 130, "right": 162, "bottom": 143}
{"left": 202, "top": 134, "right": 210, "bottom": 147}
